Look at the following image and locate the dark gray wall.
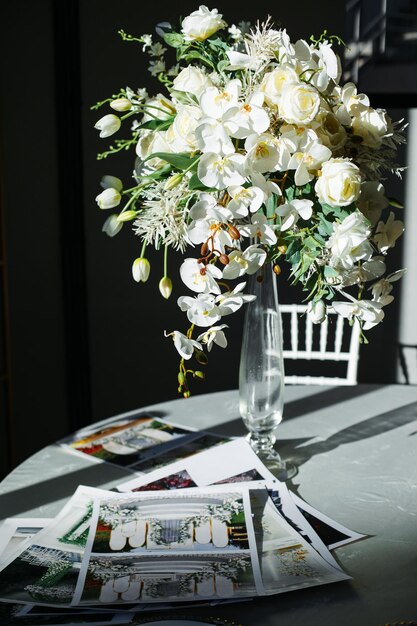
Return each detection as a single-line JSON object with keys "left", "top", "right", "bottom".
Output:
{"left": 4, "top": 0, "right": 409, "bottom": 474}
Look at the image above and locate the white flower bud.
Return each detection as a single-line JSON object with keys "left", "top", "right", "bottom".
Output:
{"left": 132, "top": 258, "right": 150, "bottom": 283}
{"left": 159, "top": 276, "right": 173, "bottom": 299}
{"left": 95, "top": 187, "right": 122, "bottom": 209}
{"left": 94, "top": 114, "right": 121, "bottom": 138}
{"left": 117, "top": 210, "right": 137, "bottom": 222}
{"left": 102, "top": 214, "right": 123, "bottom": 237}
{"left": 110, "top": 98, "right": 132, "bottom": 112}
{"left": 100, "top": 175, "right": 123, "bottom": 192}
{"left": 164, "top": 173, "right": 183, "bottom": 190}
{"left": 307, "top": 300, "right": 327, "bottom": 324}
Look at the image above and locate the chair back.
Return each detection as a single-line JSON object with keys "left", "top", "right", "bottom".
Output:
{"left": 280, "top": 304, "right": 360, "bottom": 386}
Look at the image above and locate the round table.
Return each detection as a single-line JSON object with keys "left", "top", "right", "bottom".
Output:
{"left": 1, "top": 384, "right": 417, "bottom": 626}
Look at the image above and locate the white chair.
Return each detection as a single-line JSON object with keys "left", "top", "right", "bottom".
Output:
{"left": 280, "top": 304, "right": 360, "bottom": 386}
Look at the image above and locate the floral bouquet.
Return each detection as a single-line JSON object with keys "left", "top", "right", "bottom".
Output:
{"left": 93, "top": 6, "right": 405, "bottom": 397}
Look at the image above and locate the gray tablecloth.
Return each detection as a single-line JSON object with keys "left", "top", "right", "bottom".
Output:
{"left": 1, "top": 384, "right": 417, "bottom": 626}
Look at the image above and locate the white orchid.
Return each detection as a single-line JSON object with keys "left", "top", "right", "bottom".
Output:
{"left": 239, "top": 213, "right": 277, "bottom": 245}
{"left": 195, "top": 119, "right": 235, "bottom": 155}
{"left": 288, "top": 141, "right": 332, "bottom": 186}
{"left": 223, "top": 92, "right": 270, "bottom": 139}
{"left": 179, "top": 258, "right": 222, "bottom": 294}
{"left": 276, "top": 199, "right": 313, "bottom": 231}
{"left": 187, "top": 194, "right": 234, "bottom": 251}
{"left": 197, "top": 324, "right": 228, "bottom": 351}
{"left": 177, "top": 293, "right": 221, "bottom": 327}
{"left": 245, "top": 133, "right": 291, "bottom": 173}
{"left": 199, "top": 79, "right": 241, "bottom": 120}
{"left": 222, "top": 245, "right": 267, "bottom": 279}
{"left": 216, "top": 282, "right": 256, "bottom": 315}
{"left": 332, "top": 298, "right": 384, "bottom": 330}
{"left": 197, "top": 152, "right": 246, "bottom": 189}
{"left": 227, "top": 185, "right": 264, "bottom": 217}
{"left": 374, "top": 212, "right": 404, "bottom": 253}
{"left": 341, "top": 256, "right": 386, "bottom": 287}
{"left": 371, "top": 269, "right": 406, "bottom": 305}
{"left": 166, "top": 330, "right": 202, "bottom": 360}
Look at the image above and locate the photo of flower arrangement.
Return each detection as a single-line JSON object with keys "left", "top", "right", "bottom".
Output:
{"left": 92, "top": 492, "right": 249, "bottom": 553}
{"left": 79, "top": 553, "right": 256, "bottom": 604}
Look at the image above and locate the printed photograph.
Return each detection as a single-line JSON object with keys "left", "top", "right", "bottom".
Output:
{"left": 64, "top": 418, "right": 194, "bottom": 469}
{"left": 79, "top": 553, "right": 256, "bottom": 604}
{"left": 92, "top": 492, "right": 250, "bottom": 553}
{"left": 0, "top": 544, "right": 81, "bottom": 605}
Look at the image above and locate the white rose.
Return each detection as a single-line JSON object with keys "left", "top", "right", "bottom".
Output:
{"left": 166, "top": 105, "right": 201, "bottom": 152}
{"left": 260, "top": 65, "right": 298, "bottom": 107}
{"left": 279, "top": 82, "right": 321, "bottom": 124}
{"left": 352, "top": 107, "right": 388, "bottom": 148}
{"left": 307, "top": 300, "right": 327, "bottom": 324}
{"left": 315, "top": 158, "right": 361, "bottom": 207}
{"left": 173, "top": 66, "right": 213, "bottom": 98}
{"left": 136, "top": 130, "right": 172, "bottom": 169}
{"left": 327, "top": 211, "right": 373, "bottom": 270}
{"left": 182, "top": 6, "right": 227, "bottom": 41}
{"left": 315, "top": 110, "right": 347, "bottom": 151}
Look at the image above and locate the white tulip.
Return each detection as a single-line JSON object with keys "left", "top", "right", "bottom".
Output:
{"left": 100, "top": 175, "right": 123, "bottom": 192}
{"left": 102, "top": 214, "right": 123, "bottom": 237}
{"left": 94, "top": 114, "right": 121, "bottom": 138}
{"left": 181, "top": 6, "right": 227, "bottom": 41}
{"left": 132, "top": 258, "right": 151, "bottom": 283}
{"left": 315, "top": 158, "right": 361, "bottom": 207}
{"left": 95, "top": 187, "right": 122, "bottom": 209}
{"left": 307, "top": 300, "right": 327, "bottom": 324}
{"left": 110, "top": 98, "right": 132, "bottom": 112}
{"left": 159, "top": 276, "right": 173, "bottom": 299}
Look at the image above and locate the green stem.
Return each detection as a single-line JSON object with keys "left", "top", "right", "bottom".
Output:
{"left": 140, "top": 240, "right": 147, "bottom": 258}
{"left": 163, "top": 244, "right": 168, "bottom": 278}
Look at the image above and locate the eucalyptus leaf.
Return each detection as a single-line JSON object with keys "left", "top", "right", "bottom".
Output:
{"left": 162, "top": 32, "right": 184, "bottom": 48}
{"left": 144, "top": 152, "right": 199, "bottom": 170}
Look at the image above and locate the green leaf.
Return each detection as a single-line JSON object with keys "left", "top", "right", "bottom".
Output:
{"left": 162, "top": 32, "right": 184, "bottom": 48}
{"left": 144, "top": 152, "right": 199, "bottom": 171}
{"left": 217, "top": 59, "right": 230, "bottom": 73}
{"left": 138, "top": 117, "right": 174, "bottom": 131}
{"left": 266, "top": 194, "right": 277, "bottom": 219}
{"left": 188, "top": 173, "right": 216, "bottom": 191}
{"left": 284, "top": 185, "right": 296, "bottom": 203}
{"left": 182, "top": 51, "right": 214, "bottom": 68}
{"left": 286, "top": 239, "right": 302, "bottom": 265}
{"left": 388, "top": 197, "right": 404, "bottom": 209}
{"left": 324, "top": 265, "right": 339, "bottom": 279}
{"left": 317, "top": 213, "right": 334, "bottom": 236}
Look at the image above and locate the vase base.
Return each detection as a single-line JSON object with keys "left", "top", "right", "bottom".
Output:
{"left": 246, "top": 434, "right": 297, "bottom": 481}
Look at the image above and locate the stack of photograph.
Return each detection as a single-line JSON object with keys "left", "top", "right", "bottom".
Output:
{"left": 0, "top": 420, "right": 364, "bottom": 625}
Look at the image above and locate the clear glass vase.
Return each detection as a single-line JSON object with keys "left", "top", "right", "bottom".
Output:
{"left": 239, "top": 264, "right": 296, "bottom": 480}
